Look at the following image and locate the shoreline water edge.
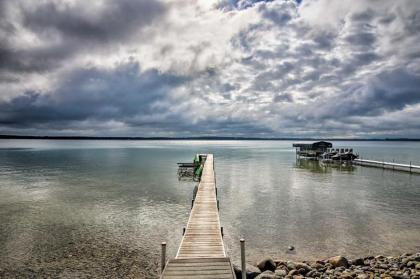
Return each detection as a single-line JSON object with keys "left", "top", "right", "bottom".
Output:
{"left": 2, "top": 252, "right": 419, "bottom": 278}
{"left": 234, "top": 253, "right": 420, "bottom": 279}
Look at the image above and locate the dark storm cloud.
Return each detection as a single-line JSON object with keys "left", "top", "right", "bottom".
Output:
{"left": 350, "top": 10, "right": 374, "bottom": 22}
{"left": 0, "top": 63, "right": 184, "bottom": 127}
{"left": 0, "top": 61, "right": 271, "bottom": 136}
{"left": 273, "top": 93, "right": 293, "bottom": 103}
{"left": 282, "top": 68, "right": 420, "bottom": 131}
{"left": 345, "top": 32, "right": 376, "bottom": 46}
{"left": 0, "top": 0, "right": 166, "bottom": 74}
{"left": 22, "top": 0, "right": 165, "bottom": 43}
{"left": 0, "top": 42, "right": 72, "bottom": 73}
{"left": 288, "top": 65, "right": 420, "bottom": 132}
{"left": 200, "top": 119, "right": 273, "bottom": 135}
{"left": 312, "top": 31, "right": 337, "bottom": 49}
{"left": 162, "top": 118, "right": 274, "bottom": 136}
{"left": 332, "top": 69, "right": 420, "bottom": 117}
{"left": 260, "top": 7, "right": 292, "bottom": 25}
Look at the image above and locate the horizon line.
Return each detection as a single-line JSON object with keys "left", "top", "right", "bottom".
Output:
{"left": 1, "top": 134, "right": 420, "bottom": 141}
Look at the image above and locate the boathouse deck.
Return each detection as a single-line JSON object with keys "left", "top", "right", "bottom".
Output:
{"left": 161, "top": 154, "right": 235, "bottom": 278}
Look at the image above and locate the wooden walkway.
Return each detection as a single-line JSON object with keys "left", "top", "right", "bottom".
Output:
{"left": 161, "top": 154, "right": 235, "bottom": 279}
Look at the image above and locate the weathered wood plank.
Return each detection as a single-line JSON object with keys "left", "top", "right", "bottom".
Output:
{"left": 162, "top": 257, "right": 235, "bottom": 278}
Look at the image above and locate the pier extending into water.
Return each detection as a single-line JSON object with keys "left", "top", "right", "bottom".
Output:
{"left": 353, "top": 158, "right": 420, "bottom": 174}
{"left": 161, "top": 154, "right": 235, "bottom": 279}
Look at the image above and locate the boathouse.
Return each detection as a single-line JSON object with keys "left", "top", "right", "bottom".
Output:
{"left": 293, "top": 141, "right": 332, "bottom": 158}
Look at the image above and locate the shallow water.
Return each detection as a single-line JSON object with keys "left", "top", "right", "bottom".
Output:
{"left": 0, "top": 140, "right": 419, "bottom": 278}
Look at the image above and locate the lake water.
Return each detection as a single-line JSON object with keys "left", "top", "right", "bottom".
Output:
{"left": 0, "top": 140, "right": 419, "bottom": 278}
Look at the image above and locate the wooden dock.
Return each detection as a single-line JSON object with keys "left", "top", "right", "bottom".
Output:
{"left": 161, "top": 154, "right": 235, "bottom": 279}
{"left": 353, "top": 158, "right": 420, "bottom": 174}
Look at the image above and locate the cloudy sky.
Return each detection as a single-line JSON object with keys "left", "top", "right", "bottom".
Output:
{"left": 1, "top": 0, "right": 420, "bottom": 138}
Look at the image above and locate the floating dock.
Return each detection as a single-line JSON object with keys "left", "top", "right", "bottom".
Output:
{"left": 161, "top": 154, "right": 235, "bottom": 279}
{"left": 353, "top": 159, "right": 420, "bottom": 174}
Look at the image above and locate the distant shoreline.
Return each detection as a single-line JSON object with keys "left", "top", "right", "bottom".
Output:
{"left": 0, "top": 135, "right": 420, "bottom": 141}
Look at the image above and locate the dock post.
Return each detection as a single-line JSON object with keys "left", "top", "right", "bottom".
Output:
{"left": 240, "top": 239, "right": 246, "bottom": 279}
{"left": 410, "top": 161, "right": 412, "bottom": 173}
{"left": 191, "top": 199, "right": 194, "bottom": 209}
{"left": 161, "top": 242, "right": 167, "bottom": 272}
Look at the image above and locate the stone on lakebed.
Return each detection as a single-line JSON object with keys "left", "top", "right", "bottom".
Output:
{"left": 233, "top": 264, "right": 261, "bottom": 279}
{"left": 254, "top": 270, "right": 275, "bottom": 279}
{"left": 257, "top": 257, "right": 276, "bottom": 272}
{"left": 328, "top": 255, "right": 349, "bottom": 268}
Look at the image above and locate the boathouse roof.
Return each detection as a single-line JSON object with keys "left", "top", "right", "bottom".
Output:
{"left": 292, "top": 141, "right": 332, "bottom": 149}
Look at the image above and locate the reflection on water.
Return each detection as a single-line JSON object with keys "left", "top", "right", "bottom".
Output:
{"left": 296, "top": 158, "right": 356, "bottom": 173}
{"left": 0, "top": 140, "right": 420, "bottom": 278}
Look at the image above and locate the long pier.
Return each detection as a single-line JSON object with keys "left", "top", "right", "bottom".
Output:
{"left": 161, "top": 154, "right": 235, "bottom": 279}
{"left": 353, "top": 158, "right": 420, "bottom": 174}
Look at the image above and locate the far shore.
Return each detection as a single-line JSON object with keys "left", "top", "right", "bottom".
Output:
{"left": 1, "top": 134, "right": 420, "bottom": 141}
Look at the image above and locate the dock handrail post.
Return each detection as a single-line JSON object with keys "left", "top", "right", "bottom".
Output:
{"left": 161, "top": 242, "right": 166, "bottom": 273}
{"left": 240, "top": 238, "right": 246, "bottom": 279}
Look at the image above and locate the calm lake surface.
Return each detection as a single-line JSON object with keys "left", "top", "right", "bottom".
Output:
{"left": 1, "top": 140, "right": 420, "bottom": 278}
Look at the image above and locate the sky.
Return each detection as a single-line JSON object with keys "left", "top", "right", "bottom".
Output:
{"left": 0, "top": 0, "right": 420, "bottom": 138}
